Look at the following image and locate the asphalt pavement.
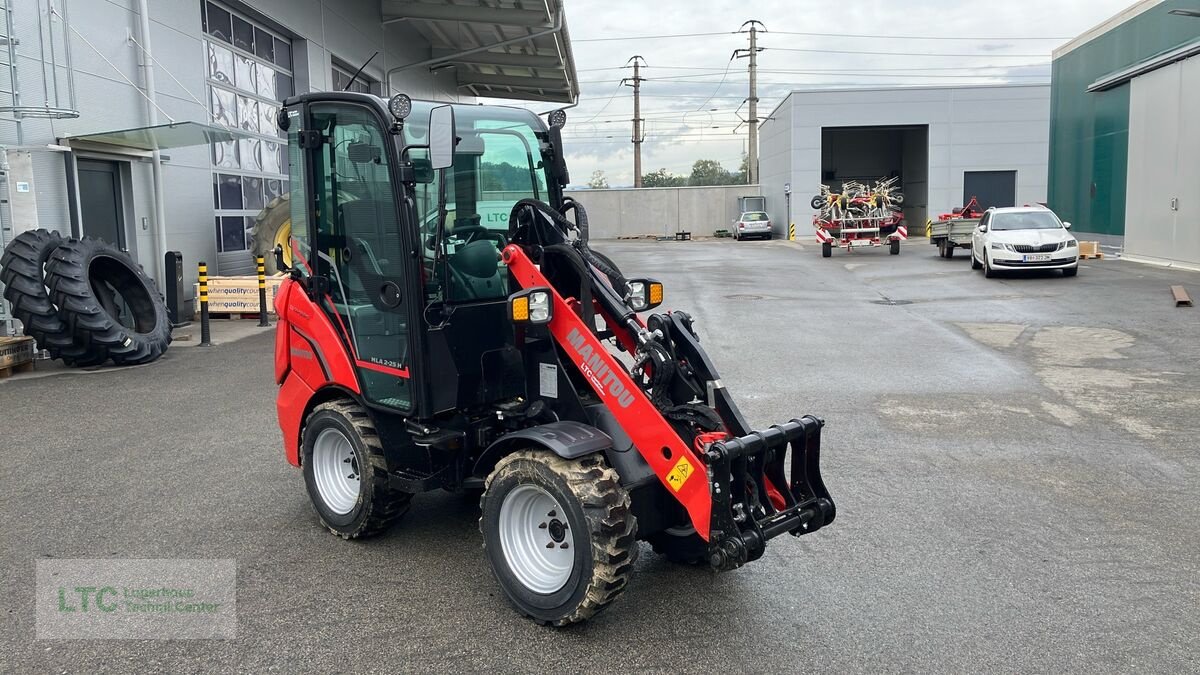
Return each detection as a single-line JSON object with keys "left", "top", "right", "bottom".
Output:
{"left": 2, "top": 238, "right": 1198, "bottom": 672}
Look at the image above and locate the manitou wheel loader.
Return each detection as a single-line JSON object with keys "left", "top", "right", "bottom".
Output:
{"left": 272, "top": 92, "right": 836, "bottom": 625}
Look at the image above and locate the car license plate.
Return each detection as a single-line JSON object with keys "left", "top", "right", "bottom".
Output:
{"left": 1024, "top": 253, "right": 1051, "bottom": 262}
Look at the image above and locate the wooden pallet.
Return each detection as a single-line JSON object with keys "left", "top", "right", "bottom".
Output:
{"left": 1078, "top": 251, "right": 1105, "bottom": 260}
{"left": 0, "top": 360, "right": 34, "bottom": 379}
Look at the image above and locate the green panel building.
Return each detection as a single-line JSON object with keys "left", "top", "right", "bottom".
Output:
{"left": 1048, "top": 0, "right": 1200, "bottom": 235}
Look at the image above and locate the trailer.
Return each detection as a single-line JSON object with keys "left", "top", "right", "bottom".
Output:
{"left": 811, "top": 177, "right": 908, "bottom": 257}
{"left": 929, "top": 217, "right": 979, "bottom": 258}
{"left": 928, "top": 196, "right": 983, "bottom": 259}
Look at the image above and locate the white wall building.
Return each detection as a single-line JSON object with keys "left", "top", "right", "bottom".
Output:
{"left": 758, "top": 84, "right": 1051, "bottom": 237}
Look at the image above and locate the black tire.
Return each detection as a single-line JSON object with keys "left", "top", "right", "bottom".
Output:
{"left": 937, "top": 240, "right": 947, "bottom": 258}
{"left": 251, "top": 193, "right": 291, "bottom": 275}
{"left": 646, "top": 526, "right": 708, "bottom": 565}
{"left": 945, "top": 244, "right": 955, "bottom": 259}
{"left": 1063, "top": 266, "right": 1078, "bottom": 277}
{"left": 45, "top": 238, "right": 172, "bottom": 365}
{"left": 890, "top": 239, "right": 901, "bottom": 255}
{"left": 302, "top": 400, "right": 413, "bottom": 539}
{"left": 0, "top": 229, "right": 103, "bottom": 365}
{"left": 971, "top": 251, "right": 983, "bottom": 270}
{"left": 810, "top": 195, "right": 824, "bottom": 210}
{"left": 480, "top": 450, "right": 637, "bottom": 626}
{"left": 821, "top": 242, "right": 832, "bottom": 258}
{"left": 983, "top": 254, "right": 997, "bottom": 278}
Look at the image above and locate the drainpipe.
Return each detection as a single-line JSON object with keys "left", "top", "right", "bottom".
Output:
{"left": 135, "top": 0, "right": 167, "bottom": 289}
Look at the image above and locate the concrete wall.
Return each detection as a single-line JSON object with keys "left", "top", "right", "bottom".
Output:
{"left": 563, "top": 185, "right": 765, "bottom": 239}
{"left": 759, "top": 84, "right": 1050, "bottom": 239}
{"left": 0, "top": 0, "right": 457, "bottom": 294}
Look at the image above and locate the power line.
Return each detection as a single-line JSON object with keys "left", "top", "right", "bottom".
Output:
{"left": 764, "top": 46, "right": 1051, "bottom": 57}
{"left": 574, "top": 31, "right": 731, "bottom": 42}
{"left": 573, "top": 30, "right": 1070, "bottom": 44}
{"left": 579, "top": 62, "right": 1050, "bottom": 73}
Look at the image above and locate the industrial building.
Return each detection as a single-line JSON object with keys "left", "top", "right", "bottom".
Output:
{"left": 1048, "top": 0, "right": 1200, "bottom": 268}
{"left": 0, "top": 0, "right": 577, "bottom": 328}
{"left": 758, "top": 84, "right": 1051, "bottom": 240}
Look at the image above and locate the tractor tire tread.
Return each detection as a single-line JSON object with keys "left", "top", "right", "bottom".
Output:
{"left": 481, "top": 450, "right": 636, "bottom": 626}
{"left": 309, "top": 399, "right": 412, "bottom": 539}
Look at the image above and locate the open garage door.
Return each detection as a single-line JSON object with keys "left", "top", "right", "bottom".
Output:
{"left": 821, "top": 125, "right": 928, "bottom": 228}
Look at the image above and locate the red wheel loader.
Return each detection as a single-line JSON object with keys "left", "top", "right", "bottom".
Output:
{"left": 272, "top": 92, "right": 836, "bottom": 625}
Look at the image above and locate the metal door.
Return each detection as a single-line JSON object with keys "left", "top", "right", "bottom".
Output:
{"left": 1125, "top": 62, "right": 1182, "bottom": 263}
{"left": 964, "top": 170, "right": 1016, "bottom": 211}
{"left": 1175, "top": 56, "right": 1200, "bottom": 265}
{"left": 77, "top": 159, "right": 126, "bottom": 249}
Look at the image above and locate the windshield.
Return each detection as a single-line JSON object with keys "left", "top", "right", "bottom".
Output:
{"left": 404, "top": 102, "right": 552, "bottom": 304}
{"left": 742, "top": 212, "right": 767, "bottom": 221}
{"left": 991, "top": 211, "right": 1063, "bottom": 231}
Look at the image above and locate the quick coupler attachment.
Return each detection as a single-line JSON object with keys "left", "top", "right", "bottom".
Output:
{"left": 701, "top": 416, "right": 836, "bottom": 572}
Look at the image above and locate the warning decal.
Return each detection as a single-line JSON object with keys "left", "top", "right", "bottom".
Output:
{"left": 665, "top": 455, "right": 694, "bottom": 492}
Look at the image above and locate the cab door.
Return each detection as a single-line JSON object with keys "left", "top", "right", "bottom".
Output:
{"left": 299, "top": 100, "right": 416, "bottom": 412}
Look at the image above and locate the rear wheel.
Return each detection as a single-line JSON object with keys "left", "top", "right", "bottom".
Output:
{"left": 821, "top": 242, "right": 832, "bottom": 258}
{"left": 890, "top": 239, "right": 901, "bottom": 255}
{"left": 480, "top": 450, "right": 636, "bottom": 626}
{"left": 937, "top": 240, "right": 947, "bottom": 257}
{"left": 945, "top": 244, "right": 954, "bottom": 259}
{"left": 302, "top": 400, "right": 412, "bottom": 539}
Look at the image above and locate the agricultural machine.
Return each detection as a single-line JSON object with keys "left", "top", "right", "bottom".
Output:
{"left": 811, "top": 177, "right": 908, "bottom": 257}
{"left": 271, "top": 92, "right": 836, "bottom": 625}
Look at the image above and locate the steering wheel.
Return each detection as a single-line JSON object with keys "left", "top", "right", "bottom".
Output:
{"left": 451, "top": 224, "right": 508, "bottom": 248}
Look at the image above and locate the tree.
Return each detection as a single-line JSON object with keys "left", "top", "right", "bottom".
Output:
{"left": 642, "top": 168, "right": 687, "bottom": 188}
{"left": 688, "top": 159, "right": 736, "bottom": 187}
{"left": 732, "top": 153, "right": 750, "bottom": 185}
{"left": 587, "top": 169, "right": 609, "bottom": 189}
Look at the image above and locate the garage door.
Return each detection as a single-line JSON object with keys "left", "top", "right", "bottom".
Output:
{"left": 1125, "top": 56, "right": 1200, "bottom": 266}
{"left": 964, "top": 171, "right": 1016, "bottom": 211}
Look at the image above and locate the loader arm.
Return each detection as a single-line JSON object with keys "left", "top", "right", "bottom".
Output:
{"left": 502, "top": 200, "right": 836, "bottom": 570}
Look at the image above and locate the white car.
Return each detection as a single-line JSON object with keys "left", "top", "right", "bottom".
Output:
{"left": 732, "top": 211, "right": 772, "bottom": 241}
{"left": 970, "top": 206, "right": 1079, "bottom": 278}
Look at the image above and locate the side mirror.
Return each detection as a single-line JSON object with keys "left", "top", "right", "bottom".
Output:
{"left": 428, "top": 105, "right": 456, "bottom": 171}
{"left": 1062, "top": 221, "right": 1072, "bottom": 230}
{"left": 977, "top": 224, "right": 987, "bottom": 233}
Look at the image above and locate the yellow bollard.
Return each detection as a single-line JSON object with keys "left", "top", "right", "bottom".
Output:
{"left": 789, "top": 223, "right": 795, "bottom": 241}
{"left": 198, "top": 262, "right": 211, "bottom": 346}
{"left": 256, "top": 255, "right": 270, "bottom": 327}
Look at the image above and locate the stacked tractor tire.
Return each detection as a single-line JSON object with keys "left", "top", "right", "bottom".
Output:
{"left": 0, "top": 229, "right": 171, "bottom": 366}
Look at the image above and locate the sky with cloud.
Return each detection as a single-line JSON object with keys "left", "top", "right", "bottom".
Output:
{"left": 496, "top": 0, "right": 1137, "bottom": 187}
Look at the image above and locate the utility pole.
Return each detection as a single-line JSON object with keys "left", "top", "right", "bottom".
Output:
{"left": 734, "top": 21, "right": 765, "bottom": 185}
{"left": 622, "top": 56, "right": 646, "bottom": 188}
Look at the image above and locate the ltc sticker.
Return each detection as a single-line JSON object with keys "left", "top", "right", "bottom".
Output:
{"left": 666, "top": 456, "right": 694, "bottom": 492}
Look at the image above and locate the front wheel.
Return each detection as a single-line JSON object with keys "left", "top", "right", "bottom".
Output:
{"left": 480, "top": 451, "right": 637, "bottom": 626}
{"left": 1063, "top": 266, "right": 1078, "bottom": 277}
{"left": 983, "top": 254, "right": 997, "bottom": 278}
{"left": 971, "top": 251, "right": 983, "bottom": 270}
{"left": 302, "top": 400, "right": 412, "bottom": 539}
{"left": 822, "top": 242, "right": 832, "bottom": 258}
{"left": 890, "top": 239, "right": 901, "bottom": 255}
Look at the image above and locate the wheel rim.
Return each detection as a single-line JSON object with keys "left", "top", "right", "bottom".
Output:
{"left": 274, "top": 220, "right": 294, "bottom": 268}
{"left": 312, "top": 427, "right": 360, "bottom": 515}
{"left": 498, "top": 484, "right": 574, "bottom": 594}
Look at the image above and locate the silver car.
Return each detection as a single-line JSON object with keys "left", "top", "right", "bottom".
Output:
{"left": 733, "top": 211, "right": 773, "bottom": 241}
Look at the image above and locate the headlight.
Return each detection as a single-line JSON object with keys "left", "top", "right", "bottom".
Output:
{"left": 1061, "top": 239, "right": 1077, "bottom": 249}
{"left": 626, "top": 278, "right": 664, "bottom": 312}
{"left": 509, "top": 287, "right": 553, "bottom": 325}
{"left": 990, "top": 242, "right": 1007, "bottom": 251}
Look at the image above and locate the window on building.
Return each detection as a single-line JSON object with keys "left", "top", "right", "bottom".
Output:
{"left": 331, "top": 61, "right": 381, "bottom": 96}
{"left": 201, "top": 1, "right": 293, "bottom": 254}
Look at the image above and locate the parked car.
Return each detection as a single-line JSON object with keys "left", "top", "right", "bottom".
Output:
{"left": 732, "top": 211, "right": 772, "bottom": 241}
{"left": 970, "top": 206, "right": 1078, "bottom": 278}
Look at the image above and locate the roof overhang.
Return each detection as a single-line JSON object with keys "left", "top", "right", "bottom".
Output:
{"left": 59, "top": 121, "right": 254, "bottom": 153}
{"left": 1088, "top": 37, "right": 1200, "bottom": 91}
{"left": 382, "top": 0, "right": 578, "bottom": 104}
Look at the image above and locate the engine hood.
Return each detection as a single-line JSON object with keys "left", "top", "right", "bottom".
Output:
{"left": 991, "top": 229, "right": 1073, "bottom": 245}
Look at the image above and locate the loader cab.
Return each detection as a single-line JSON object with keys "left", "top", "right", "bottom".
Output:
{"left": 281, "top": 92, "right": 564, "bottom": 418}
